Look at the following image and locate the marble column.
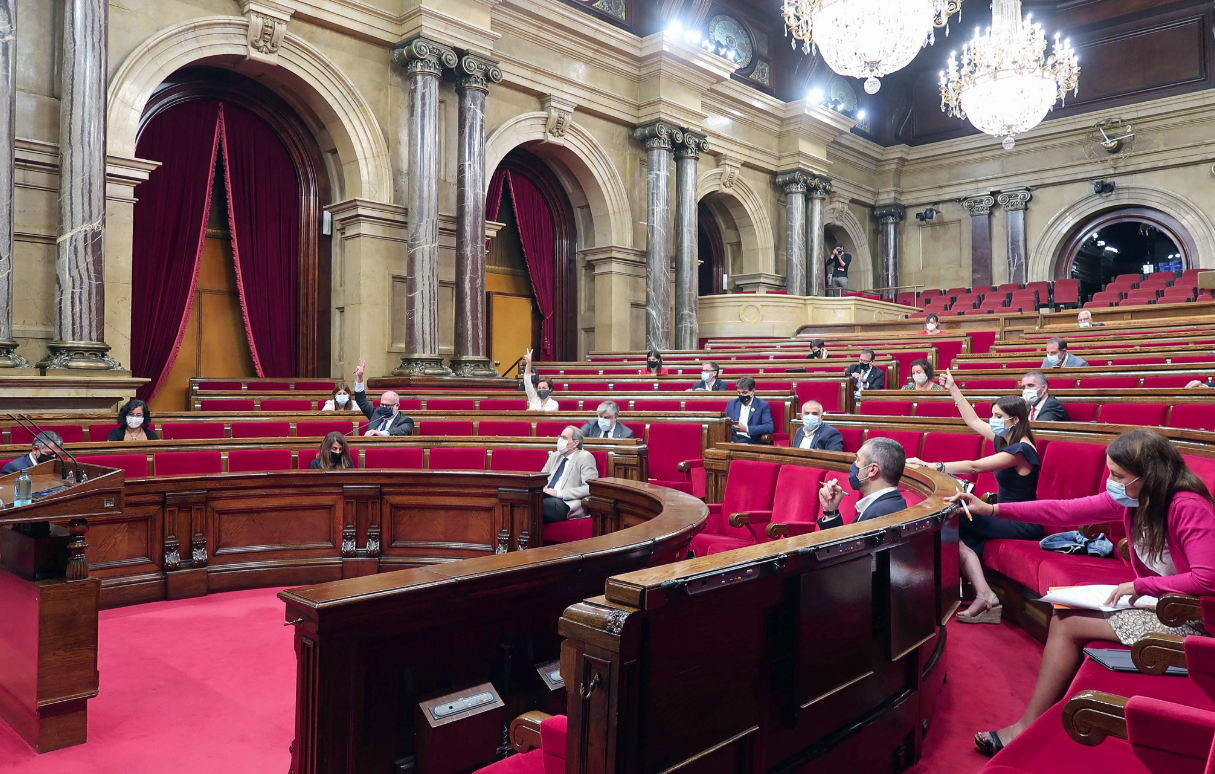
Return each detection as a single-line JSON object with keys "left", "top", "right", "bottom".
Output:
{"left": 392, "top": 37, "right": 457, "bottom": 376}
{"left": 963, "top": 194, "right": 996, "bottom": 289}
{"left": 775, "top": 172, "right": 808, "bottom": 296}
{"left": 875, "top": 204, "right": 906, "bottom": 300}
{"left": 635, "top": 121, "right": 680, "bottom": 352}
{"left": 806, "top": 176, "right": 832, "bottom": 296}
{"left": 42, "top": 0, "right": 120, "bottom": 369}
{"left": 450, "top": 52, "right": 502, "bottom": 378}
{"left": 0, "top": 0, "right": 27, "bottom": 367}
{"left": 673, "top": 131, "right": 705, "bottom": 351}
{"left": 998, "top": 188, "right": 1032, "bottom": 286}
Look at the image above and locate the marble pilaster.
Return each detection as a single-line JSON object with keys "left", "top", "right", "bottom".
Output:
{"left": 875, "top": 204, "right": 906, "bottom": 301}
{"left": 43, "top": 0, "right": 121, "bottom": 370}
{"left": 450, "top": 52, "right": 502, "bottom": 378}
{"left": 963, "top": 194, "right": 996, "bottom": 289}
{"left": 392, "top": 36, "right": 457, "bottom": 377}
{"left": 0, "top": 0, "right": 27, "bottom": 367}
{"left": 806, "top": 176, "right": 832, "bottom": 297}
{"left": 673, "top": 131, "right": 705, "bottom": 351}
{"left": 635, "top": 120, "right": 680, "bottom": 352}
{"left": 775, "top": 172, "right": 808, "bottom": 297}
{"left": 998, "top": 188, "right": 1032, "bottom": 286}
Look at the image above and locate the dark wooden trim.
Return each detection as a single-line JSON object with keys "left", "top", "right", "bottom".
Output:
{"left": 1053, "top": 205, "right": 1198, "bottom": 280}
{"left": 138, "top": 67, "right": 332, "bottom": 377}
{"left": 698, "top": 201, "right": 727, "bottom": 295}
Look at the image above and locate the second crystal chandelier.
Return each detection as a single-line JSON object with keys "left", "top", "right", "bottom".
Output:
{"left": 782, "top": 0, "right": 963, "bottom": 94}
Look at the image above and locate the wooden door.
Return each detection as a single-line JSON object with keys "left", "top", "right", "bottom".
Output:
{"left": 487, "top": 293, "right": 535, "bottom": 376}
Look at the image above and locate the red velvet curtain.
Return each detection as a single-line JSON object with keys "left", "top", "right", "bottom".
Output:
{"left": 130, "top": 101, "right": 223, "bottom": 402}
{"left": 492, "top": 171, "right": 557, "bottom": 359}
{"left": 221, "top": 103, "right": 300, "bottom": 377}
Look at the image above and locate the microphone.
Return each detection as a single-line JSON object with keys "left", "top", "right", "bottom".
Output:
{"left": 9, "top": 413, "right": 85, "bottom": 482}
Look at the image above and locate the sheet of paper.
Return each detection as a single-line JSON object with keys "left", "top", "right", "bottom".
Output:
{"left": 1040, "top": 585, "right": 1158, "bottom": 612}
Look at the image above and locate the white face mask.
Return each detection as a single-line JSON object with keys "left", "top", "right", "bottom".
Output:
{"left": 126, "top": 414, "right": 144, "bottom": 429}
{"left": 556, "top": 438, "right": 570, "bottom": 453}
{"left": 335, "top": 393, "right": 350, "bottom": 406}
{"left": 1022, "top": 387, "right": 1042, "bottom": 406}
{"left": 912, "top": 373, "right": 928, "bottom": 385}
{"left": 1079, "top": 321, "right": 1091, "bottom": 328}
{"left": 1045, "top": 354, "right": 1060, "bottom": 366}
{"left": 926, "top": 323, "right": 937, "bottom": 331}
{"left": 597, "top": 417, "right": 612, "bottom": 431}
{"left": 701, "top": 371, "right": 714, "bottom": 382}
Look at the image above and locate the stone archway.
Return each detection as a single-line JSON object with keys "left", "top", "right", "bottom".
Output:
{"left": 696, "top": 166, "right": 776, "bottom": 276}
{"left": 823, "top": 201, "right": 873, "bottom": 290}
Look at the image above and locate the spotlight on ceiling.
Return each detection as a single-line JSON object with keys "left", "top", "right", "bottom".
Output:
{"left": 1093, "top": 179, "right": 1116, "bottom": 195}
{"left": 808, "top": 88, "right": 824, "bottom": 105}
{"left": 915, "top": 207, "right": 938, "bottom": 223}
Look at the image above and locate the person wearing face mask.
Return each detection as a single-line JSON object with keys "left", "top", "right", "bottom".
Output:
{"left": 949, "top": 429, "right": 1215, "bottom": 757}
{"left": 1042, "top": 337, "right": 1088, "bottom": 368}
{"left": 310, "top": 431, "right": 354, "bottom": 470}
{"left": 1019, "top": 371, "right": 1068, "bottom": 422}
{"left": 522, "top": 348, "right": 561, "bottom": 411}
{"left": 817, "top": 437, "right": 907, "bottom": 530}
{"left": 691, "top": 360, "right": 727, "bottom": 391}
{"left": 638, "top": 349, "right": 669, "bottom": 376}
{"left": 1076, "top": 309, "right": 1102, "bottom": 328}
{"left": 844, "top": 349, "right": 885, "bottom": 395}
{"left": 322, "top": 381, "right": 356, "bottom": 412}
{"left": 900, "top": 359, "right": 945, "bottom": 392}
{"left": 351, "top": 359, "right": 415, "bottom": 436}
{"left": 922, "top": 313, "right": 943, "bottom": 335}
{"left": 1, "top": 431, "right": 65, "bottom": 475}
{"left": 581, "top": 401, "right": 633, "bottom": 439}
{"left": 906, "top": 370, "right": 1042, "bottom": 626}
{"left": 725, "top": 376, "right": 774, "bottom": 444}
{"left": 807, "top": 339, "right": 828, "bottom": 359}
{"left": 107, "top": 398, "right": 158, "bottom": 441}
{"left": 539, "top": 426, "right": 599, "bottom": 523}
{"left": 792, "top": 400, "right": 843, "bottom": 451}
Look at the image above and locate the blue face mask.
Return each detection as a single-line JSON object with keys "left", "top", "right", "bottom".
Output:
{"left": 1045, "top": 354, "right": 1060, "bottom": 366}
{"left": 802, "top": 414, "right": 821, "bottom": 430}
{"left": 1106, "top": 477, "right": 1140, "bottom": 508}
{"left": 988, "top": 417, "right": 1010, "bottom": 437}
{"left": 848, "top": 461, "right": 872, "bottom": 492}
{"left": 597, "top": 417, "right": 612, "bottom": 431}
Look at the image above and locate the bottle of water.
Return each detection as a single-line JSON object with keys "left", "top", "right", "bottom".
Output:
{"left": 14, "top": 470, "right": 32, "bottom": 506}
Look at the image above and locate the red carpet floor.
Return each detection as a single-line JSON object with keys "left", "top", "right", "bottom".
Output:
{"left": 0, "top": 588, "right": 1042, "bottom": 774}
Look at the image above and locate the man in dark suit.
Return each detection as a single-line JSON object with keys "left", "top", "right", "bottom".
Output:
{"left": 581, "top": 400, "right": 634, "bottom": 439}
{"left": 351, "top": 359, "right": 415, "bottom": 436}
{"left": 725, "top": 376, "right": 773, "bottom": 444}
{"left": 1, "top": 430, "right": 64, "bottom": 475}
{"left": 844, "top": 349, "right": 885, "bottom": 394}
{"left": 792, "top": 400, "right": 844, "bottom": 451}
{"left": 691, "top": 360, "right": 728, "bottom": 391}
{"left": 1020, "top": 371, "right": 1069, "bottom": 422}
{"left": 817, "top": 437, "right": 907, "bottom": 530}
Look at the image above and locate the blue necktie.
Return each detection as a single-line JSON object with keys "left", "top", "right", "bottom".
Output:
{"left": 547, "top": 457, "right": 567, "bottom": 489}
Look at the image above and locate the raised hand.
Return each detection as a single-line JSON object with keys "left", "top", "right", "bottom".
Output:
{"left": 354, "top": 359, "right": 366, "bottom": 382}
{"left": 819, "top": 479, "right": 844, "bottom": 513}
{"left": 942, "top": 369, "right": 957, "bottom": 391}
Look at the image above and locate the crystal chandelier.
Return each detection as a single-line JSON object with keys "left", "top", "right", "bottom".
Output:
{"left": 940, "top": 0, "right": 1080, "bottom": 149}
{"left": 782, "top": 0, "right": 963, "bottom": 94}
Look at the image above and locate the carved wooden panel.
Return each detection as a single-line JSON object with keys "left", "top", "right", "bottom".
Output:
{"left": 796, "top": 556, "right": 874, "bottom": 711}
{"left": 209, "top": 496, "right": 342, "bottom": 559}
{"left": 383, "top": 491, "right": 500, "bottom": 560}
{"left": 885, "top": 534, "right": 937, "bottom": 661}
{"left": 1069, "top": 15, "right": 1207, "bottom": 105}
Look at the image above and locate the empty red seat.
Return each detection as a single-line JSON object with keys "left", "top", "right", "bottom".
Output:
{"left": 479, "top": 399, "right": 526, "bottom": 411}
{"left": 260, "top": 398, "right": 314, "bottom": 411}
{"left": 363, "top": 447, "right": 423, "bottom": 469}
{"left": 297, "top": 420, "right": 356, "bottom": 437}
{"left": 77, "top": 453, "right": 149, "bottom": 480}
{"left": 920, "top": 432, "right": 983, "bottom": 467}
{"left": 656, "top": 381, "right": 694, "bottom": 391}
{"left": 479, "top": 420, "right": 533, "bottom": 437}
{"left": 535, "top": 421, "right": 571, "bottom": 437}
{"left": 259, "top": 382, "right": 291, "bottom": 391}
{"left": 796, "top": 381, "right": 844, "bottom": 413}
{"left": 589, "top": 450, "right": 608, "bottom": 478}
{"left": 1111, "top": 356, "right": 1166, "bottom": 366}
{"left": 428, "top": 447, "right": 487, "bottom": 471}
{"left": 865, "top": 429, "right": 923, "bottom": 456}
{"left": 1078, "top": 377, "right": 1138, "bottom": 389}
{"left": 571, "top": 381, "right": 609, "bottom": 392}
{"left": 198, "top": 380, "right": 243, "bottom": 390}
{"left": 154, "top": 451, "right": 223, "bottom": 477}
{"left": 1170, "top": 404, "right": 1215, "bottom": 432}
{"left": 230, "top": 421, "right": 291, "bottom": 439}
{"left": 647, "top": 422, "right": 705, "bottom": 497}
{"left": 633, "top": 399, "right": 682, "bottom": 412}
{"left": 858, "top": 401, "right": 912, "bottom": 416}
{"left": 200, "top": 399, "right": 255, "bottom": 412}
{"left": 543, "top": 518, "right": 593, "bottom": 544}
{"left": 489, "top": 448, "right": 549, "bottom": 472}
{"left": 1099, "top": 403, "right": 1167, "bottom": 426}
{"left": 1062, "top": 402, "right": 1099, "bottom": 422}
{"left": 1143, "top": 375, "right": 1196, "bottom": 388}
{"left": 88, "top": 423, "right": 123, "bottom": 442}
{"left": 161, "top": 422, "right": 225, "bottom": 440}
{"left": 8, "top": 424, "right": 84, "bottom": 444}
{"left": 227, "top": 448, "right": 293, "bottom": 473}
{"left": 690, "top": 459, "right": 781, "bottom": 556}
{"left": 714, "top": 465, "right": 827, "bottom": 548}
{"left": 293, "top": 381, "right": 335, "bottom": 390}
{"left": 838, "top": 427, "right": 864, "bottom": 453}
{"left": 1052, "top": 278, "right": 1079, "bottom": 306}
{"left": 963, "top": 378, "right": 1016, "bottom": 389}
{"left": 419, "top": 420, "right": 474, "bottom": 437}
{"left": 398, "top": 399, "right": 423, "bottom": 411}
{"left": 914, "top": 401, "right": 958, "bottom": 418}
{"left": 426, "top": 398, "right": 476, "bottom": 411}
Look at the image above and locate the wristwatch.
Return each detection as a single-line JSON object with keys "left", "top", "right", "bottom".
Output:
{"left": 821, "top": 509, "right": 839, "bottom": 517}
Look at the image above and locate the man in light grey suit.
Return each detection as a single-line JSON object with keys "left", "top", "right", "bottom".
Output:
{"left": 540, "top": 426, "right": 600, "bottom": 523}
{"left": 580, "top": 401, "right": 634, "bottom": 439}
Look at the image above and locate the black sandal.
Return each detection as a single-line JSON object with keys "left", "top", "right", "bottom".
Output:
{"left": 974, "top": 730, "right": 1004, "bottom": 758}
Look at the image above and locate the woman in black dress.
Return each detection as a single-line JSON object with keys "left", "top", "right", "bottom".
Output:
{"left": 907, "top": 370, "right": 1041, "bottom": 623}
{"left": 310, "top": 431, "right": 354, "bottom": 470}
{"left": 106, "top": 399, "right": 159, "bottom": 441}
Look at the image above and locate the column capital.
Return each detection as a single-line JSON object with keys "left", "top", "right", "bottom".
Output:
{"left": 874, "top": 204, "right": 906, "bottom": 224}
{"left": 634, "top": 120, "right": 682, "bottom": 152}
{"left": 393, "top": 36, "right": 458, "bottom": 77}
{"left": 807, "top": 175, "right": 832, "bottom": 199}
{"left": 674, "top": 131, "right": 708, "bottom": 160}
{"left": 453, "top": 51, "right": 502, "bottom": 93}
{"left": 998, "top": 188, "right": 1032, "bottom": 211}
{"left": 775, "top": 170, "right": 811, "bottom": 194}
{"left": 962, "top": 194, "right": 996, "bottom": 216}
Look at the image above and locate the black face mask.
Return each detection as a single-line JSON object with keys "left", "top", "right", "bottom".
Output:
{"left": 647, "top": 360, "right": 660, "bottom": 369}
{"left": 376, "top": 405, "right": 395, "bottom": 419}
{"left": 859, "top": 361, "right": 872, "bottom": 370}
{"left": 738, "top": 394, "right": 752, "bottom": 405}
{"left": 537, "top": 389, "right": 552, "bottom": 400}
{"left": 330, "top": 451, "right": 345, "bottom": 464}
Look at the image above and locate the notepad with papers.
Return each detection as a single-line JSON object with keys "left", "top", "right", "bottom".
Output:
{"left": 1039, "top": 585, "right": 1159, "bottom": 612}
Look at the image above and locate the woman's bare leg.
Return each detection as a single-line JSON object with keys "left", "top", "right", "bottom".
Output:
{"left": 959, "top": 542, "right": 996, "bottom": 615}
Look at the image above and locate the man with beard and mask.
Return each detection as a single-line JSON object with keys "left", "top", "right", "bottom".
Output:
{"left": 522, "top": 348, "right": 560, "bottom": 411}
{"left": 539, "top": 426, "right": 599, "bottom": 523}
{"left": 844, "top": 349, "right": 886, "bottom": 396}
{"left": 1042, "top": 337, "right": 1088, "bottom": 369}
{"left": 725, "top": 376, "right": 773, "bottom": 444}
{"left": 1020, "top": 371, "right": 1069, "bottom": 422}
{"left": 352, "top": 359, "right": 415, "bottom": 436}
{"left": 817, "top": 437, "right": 907, "bottom": 530}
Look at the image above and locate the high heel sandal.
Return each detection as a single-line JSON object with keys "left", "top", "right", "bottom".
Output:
{"left": 956, "top": 593, "right": 1003, "bottom": 624}
{"left": 974, "top": 730, "right": 1005, "bottom": 757}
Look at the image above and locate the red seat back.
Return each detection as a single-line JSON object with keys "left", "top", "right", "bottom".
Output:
{"left": 363, "top": 447, "right": 423, "bottom": 470}
{"left": 489, "top": 448, "right": 549, "bottom": 472}
{"left": 716, "top": 459, "right": 782, "bottom": 540}
{"left": 1062, "top": 402, "right": 1099, "bottom": 422}
{"left": 1078, "top": 377, "right": 1139, "bottom": 389}
{"left": 198, "top": 380, "right": 243, "bottom": 390}
{"left": 589, "top": 450, "right": 608, "bottom": 478}
{"left": 479, "top": 420, "right": 533, "bottom": 437}
{"left": 796, "top": 381, "right": 843, "bottom": 413}
{"left": 822, "top": 471, "right": 859, "bottom": 523}
{"left": 161, "top": 422, "right": 226, "bottom": 440}
{"left": 260, "top": 382, "right": 291, "bottom": 391}
{"left": 536, "top": 421, "right": 572, "bottom": 437}
{"left": 858, "top": 401, "right": 912, "bottom": 416}
{"left": 1112, "top": 357, "right": 1166, "bottom": 366}
{"left": 8, "top": 424, "right": 85, "bottom": 444}
{"left": 657, "top": 382, "right": 694, "bottom": 392}
{"left": 230, "top": 421, "right": 291, "bottom": 439}
{"left": 261, "top": 398, "right": 314, "bottom": 412}
{"left": 154, "top": 451, "right": 223, "bottom": 477}
{"left": 1143, "top": 376, "right": 1197, "bottom": 388}
{"left": 428, "top": 447, "right": 487, "bottom": 471}
{"left": 77, "top": 453, "right": 149, "bottom": 480}
{"left": 962, "top": 379, "right": 1015, "bottom": 389}
{"left": 914, "top": 402, "right": 958, "bottom": 418}
{"left": 771, "top": 465, "right": 825, "bottom": 524}
{"left": 921, "top": 432, "right": 982, "bottom": 463}
{"left": 479, "top": 399, "right": 526, "bottom": 411}
{"left": 1169, "top": 404, "right": 1215, "bottom": 432}
{"left": 692, "top": 399, "right": 729, "bottom": 413}
{"left": 200, "top": 399, "right": 255, "bottom": 411}
{"left": 1099, "top": 403, "right": 1167, "bottom": 427}
{"left": 838, "top": 426, "right": 864, "bottom": 453}
{"left": 294, "top": 381, "right": 336, "bottom": 391}
{"left": 227, "top": 448, "right": 293, "bottom": 473}
{"left": 647, "top": 422, "right": 703, "bottom": 482}
{"left": 296, "top": 420, "right": 356, "bottom": 437}
{"left": 88, "top": 424, "right": 121, "bottom": 442}
{"left": 419, "top": 420, "right": 474, "bottom": 437}
{"left": 633, "top": 399, "right": 682, "bottom": 412}
{"left": 865, "top": 429, "right": 923, "bottom": 456}
{"left": 1037, "top": 441, "right": 1106, "bottom": 500}
{"left": 426, "top": 398, "right": 476, "bottom": 411}
{"left": 1182, "top": 454, "right": 1215, "bottom": 496}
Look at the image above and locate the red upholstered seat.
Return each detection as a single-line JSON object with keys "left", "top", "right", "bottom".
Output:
{"left": 589, "top": 450, "right": 607, "bottom": 478}
{"left": 754, "top": 381, "right": 793, "bottom": 391}
{"left": 657, "top": 381, "right": 694, "bottom": 391}
{"left": 363, "top": 447, "right": 422, "bottom": 470}
{"left": 261, "top": 398, "right": 314, "bottom": 411}
{"left": 1038, "top": 440, "right": 1107, "bottom": 499}
{"left": 479, "top": 399, "right": 526, "bottom": 411}
{"left": 1114, "top": 356, "right": 1167, "bottom": 366}
{"left": 963, "top": 378, "right": 1016, "bottom": 389}
{"left": 536, "top": 421, "right": 571, "bottom": 437}
{"left": 858, "top": 401, "right": 912, "bottom": 416}
{"left": 88, "top": 423, "right": 122, "bottom": 442}
{"left": 574, "top": 381, "right": 610, "bottom": 391}
{"left": 866, "top": 429, "right": 923, "bottom": 456}
{"left": 200, "top": 399, "right": 255, "bottom": 411}
{"left": 293, "top": 381, "right": 335, "bottom": 390}
{"left": 838, "top": 427, "right": 864, "bottom": 453}
{"left": 227, "top": 448, "right": 293, "bottom": 473}
{"left": 647, "top": 422, "right": 705, "bottom": 497}
{"left": 543, "top": 519, "right": 593, "bottom": 544}
{"left": 1100, "top": 403, "right": 1167, "bottom": 427}
{"left": 428, "top": 447, "right": 487, "bottom": 470}
{"left": 633, "top": 399, "right": 682, "bottom": 412}
{"left": 921, "top": 432, "right": 983, "bottom": 466}
{"left": 914, "top": 401, "right": 959, "bottom": 418}
{"left": 8, "top": 424, "right": 84, "bottom": 444}
{"left": 1144, "top": 375, "right": 1197, "bottom": 388}
{"left": 762, "top": 465, "right": 826, "bottom": 539}
{"left": 198, "top": 380, "right": 243, "bottom": 390}
{"left": 479, "top": 420, "right": 533, "bottom": 437}
{"left": 1172, "top": 405, "right": 1215, "bottom": 432}
{"left": 689, "top": 459, "right": 781, "bottom": 556}
{"left": 161, "top": 422, "right": 226, "bottom": 440}
{"left": 297, "top": 420, "right": 356, "bottom": 437}
{"left": 260, "top": 382, "right": 291, "bottom": 390}
{"left": 399, "top": 399, "right": 422, "bottom": 411}
{"left": 797, "top": 381, "right": 844, "bottom": 413}
{"left": 1173, "top": 356, "right": 1215, "bottom": 364}
{"left": 822, "top": 471, "right": 859, "bottom": 523}
{"left": 419, "top": 420, "right": 474, "bottom": 437}
{"left": 78, "top": 454, "right": 149, "bottom": 480}
{"left": 1063, "top": 402, "right": 1099, "bottom": 422}
{"left": 1035, "top": 553, "right": 1134, "bottom": 595}
{"left": 693, "top": 399, "right": 729, "bottom": 413}
{"left": 1079, "top": 377, "right": 1139, "bottom": 389}
{"left": 426, "top": 398, "right": 476, "bottom": 410}
{"left": 231, "top": 421, "right": 291, "bottom": 439}
{"left": 154, "top": 451, "right": 223, "bottom": 477}
{"left": 490, "top": 448, "right": 549, "bottom": 472}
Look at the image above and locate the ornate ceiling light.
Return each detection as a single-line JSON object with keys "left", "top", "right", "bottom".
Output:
{"left": 940, "top": 0, "right": 1080, "bottom": 149}
{"left": 782, "top": 0, "right": 963, "bottom": 94}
